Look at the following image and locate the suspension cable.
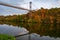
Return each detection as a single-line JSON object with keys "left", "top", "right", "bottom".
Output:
{"left": 0, "top": 2, "right": 31, "bottom": 11}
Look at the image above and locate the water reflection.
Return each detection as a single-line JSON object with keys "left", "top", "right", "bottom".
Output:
{"left": 19, "top": 23, "right": 60, "bottom": 38}
{"left": 0, "top": 24, "right": 29, "bottom": 36}
{"left": 0, "top": 21, "right": 60, "bottom": 40}
{"left": 16, "top": 33, "right": 60, "bottom": 40}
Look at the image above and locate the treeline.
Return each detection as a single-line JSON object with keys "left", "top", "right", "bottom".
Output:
{"left": 0, "top": 21, "right": 60, "bottom": 38}
{"left": 0, "top": 7, "right": 60, "bottom": 23}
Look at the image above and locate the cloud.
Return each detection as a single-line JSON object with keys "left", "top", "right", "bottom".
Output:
{"left": 9, "top": 0, "right": 24, "bottom": 5}
{"left": 17, "top": 0, "right": 60, "bottom": 9}
{"left": 0, "top": 0, "right": 60, "bottom": 16}
{"left": 57, "top": 0, "right": 60, "bottom": 6}
{"left": 0, "top": 0, "right": 10, "bottom": 3}
{"left": 34, "top": 0, "right": 57, "bottom": 2}
{"left": 0, "top": 0, "right": 28, "bottom": 16}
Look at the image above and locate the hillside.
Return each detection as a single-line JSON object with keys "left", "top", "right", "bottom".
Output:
{"left": 0, "top": 8, "right": 60, "bottom": 23}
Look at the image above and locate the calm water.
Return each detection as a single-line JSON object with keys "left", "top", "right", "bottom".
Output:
{"left": 0, "top": 22, "right": 60, "bottom": 40}
{"left": 0, "top": 24, "right": 29, "bottom": 36}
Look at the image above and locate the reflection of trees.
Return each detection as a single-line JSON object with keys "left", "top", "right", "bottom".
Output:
{"left": 19, "top": 23, "right": 60, "bottom": 38}
{"left": 0, "top": 21, "right": 60, "bottom": 38}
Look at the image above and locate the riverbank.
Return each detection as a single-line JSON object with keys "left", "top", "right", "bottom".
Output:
{"left": 0, "top": 34, "right": 15, "bottom": 40}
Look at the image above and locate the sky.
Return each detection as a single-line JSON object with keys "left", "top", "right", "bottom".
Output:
{"left": 0, "top": 0, "right": 60, "bottom": 16}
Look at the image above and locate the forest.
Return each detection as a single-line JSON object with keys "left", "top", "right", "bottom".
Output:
{"left": 0, "top": 7, "right": 60, "bottom": 24}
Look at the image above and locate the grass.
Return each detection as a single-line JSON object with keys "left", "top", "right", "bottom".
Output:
{"left": 0, "top": 34, "right": 15, "bottom": 40}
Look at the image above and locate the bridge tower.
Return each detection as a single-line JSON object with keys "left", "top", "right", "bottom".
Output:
{"left": 29, "top": 1, "right": 32, "bottom": 11}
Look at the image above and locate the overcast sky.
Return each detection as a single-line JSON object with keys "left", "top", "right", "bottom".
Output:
{"left": 0, "top": 0, "right": 60, "bottom": 16}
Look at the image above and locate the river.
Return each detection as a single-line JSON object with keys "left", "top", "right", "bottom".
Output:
{"left": 0, "top": 22, "right": 60, "bottom": 40}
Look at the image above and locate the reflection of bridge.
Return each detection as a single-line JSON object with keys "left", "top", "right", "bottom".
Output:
{"left": 0, "top": 1, "right": 32, "bottom": 11}
{"left": 0, "top": 1, "right": 33, "bottom": 40}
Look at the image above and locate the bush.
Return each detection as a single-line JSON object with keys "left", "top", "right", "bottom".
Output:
{"left": 0, "top": 34, "right": 15, "bottom": 40}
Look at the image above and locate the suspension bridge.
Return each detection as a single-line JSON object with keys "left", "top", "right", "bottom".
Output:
{"left": 0, "top": 1, "right": 37, "bottom": 38}
{"left": 0, "top": 1, "right": 35, "bottom": 11}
